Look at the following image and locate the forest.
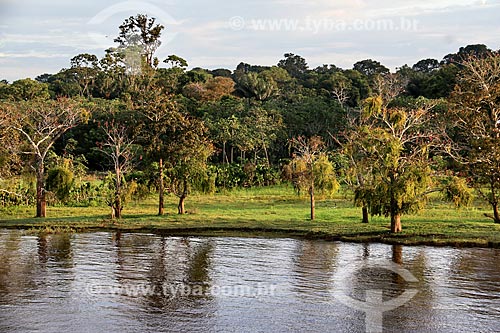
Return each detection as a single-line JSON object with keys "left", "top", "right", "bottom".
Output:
{"left": 0, "top": 14, "right": 499, "bottom": 234}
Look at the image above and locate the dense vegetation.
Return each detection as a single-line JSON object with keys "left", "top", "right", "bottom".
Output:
{"left": 0, "top": 14, "right": 499, "bottom": 234}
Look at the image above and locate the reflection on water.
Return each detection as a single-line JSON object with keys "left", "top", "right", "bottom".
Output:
{"left": 0, "top": 230, "right": 499, "bottom": 333}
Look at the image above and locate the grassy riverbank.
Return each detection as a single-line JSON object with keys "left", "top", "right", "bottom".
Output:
{"left": 0, "top": 186, "right": 499, "bottom": 248}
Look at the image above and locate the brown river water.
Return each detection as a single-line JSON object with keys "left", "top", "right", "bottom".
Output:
{"left": 0, "top": 230, "right": 499, "bottom": 332}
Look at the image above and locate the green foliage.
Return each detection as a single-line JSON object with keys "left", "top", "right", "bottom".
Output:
{"left": 102, "top": 172, "right": 137, "bottom": 207}
{"left": 442, "top": 177, "right": 473, "bottom": 208}
{"left": 0, "top": 179, "right": 35, "bottom": 207}
{"left": 284, "top": 136, "right": 339, "bottom": 199}
{"left": 356, "top": 163, "right": 432, "bottom": 217}
{"left": 362, "top": 96, "right": 383, "bottom": 118}
{"left": 213, "top": 162, "right": 281, "bottom": 190}
{"left": 2, "top": 16, "right": 499, "bottom": 228}
{"left": 0, "top": 78, "right": 50, "bottom": 101}
{"left": 449, "top": 53, "right": 500, "bottom": 222}
{"left": 66, "top": 181, "right": 103, "bottom": 207}
{"left": 313, "top": 155, "right": 340, "bottom": 198}
{"left": 215, "top": 163, "right": 246, "bottom": 189}
{"left": 46, "top": 166, "right": 74, "bottom": 203}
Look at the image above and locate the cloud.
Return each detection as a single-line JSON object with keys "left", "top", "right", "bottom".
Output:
{"left": 0, "top": 0, "right": 499, "bottom": 81}
{"left": 0, "top": 51, "right": 73, "bottom": 59}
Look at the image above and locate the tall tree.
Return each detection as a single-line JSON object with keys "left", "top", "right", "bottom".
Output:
{"left": 284, "top": 136, "right": 339, "bottom": 220}
{"left": 333, "top": 107, "right": 375, "bottom": 224}
{"left": 412, "top": 59, "right": 440, "bottom": 73}
{"left": 99, "top": 118, "right": 136, "bottom": 219}
{"left": 166, "top": 116, "right": 213, "bottom": 214}
{"left": 0, "top": 98, "right": 89, "bottom": 217}
{"left": 69, "top": 53, "right": 99, "bottom": 98}
{"left": 442, "top": 44, "right": 492, "bottom": 65}
{"left": 132, "top": 74, "right": 180, "bottom": 216}
{"left": 244, "top": 106, "right": 283, "bottom": 166}
{"left": 449, "top": 53, "right": 500, "bottom": 223}
{"left": 353, "top": 96, "right": 438, "bottom": 232}
{"left": 353, "top": 59, "right": 390, "bottom": 77}
{"left": 234, "top": 72, "right": 277, "bottom": 101}
{"left": 278, "top": 53, "right": 309, "bottom": 79}
{"left": 114, "top": 14, "right": 164, "bottom": 68}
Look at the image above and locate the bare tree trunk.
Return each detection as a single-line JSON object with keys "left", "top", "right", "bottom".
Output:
{"left": 222, "top": 141, "right": 227, "bottom": 164}
{"left": 362, "top": 206, "right": 369, "bottom": 223}
{"left": 114, "top": 193, "right": 122, "bottom": 219}
{"left": 178, "top": 195, "right": 186, "bottom": 214}
{"left": 35, "top": 160, "right": 46, "bottom": 218}
{"left": 391, "top": 213, "right": 402, "bottom": 233}
{"left": 310, "top": 185, "right": 315, "bottom": 220}
{"left": 389, "top": 174, "right": 401, "bottom": 232}
{"left": 231, "top": 146, "right": 234, "bottom": 164}
{"left": 114, "top": 166, "right": 122, "bottom": 219}
{"left": 158, "top": 158, "right": 164, "bottom": 216}
{"left": 493, "top": 202, "right": 500, "bottom": 223}
{"left": 263, "top": 145, "right": 270, "bottom": 167}
{"left": 178, "top": 178, "right": 188, "bottom": 214}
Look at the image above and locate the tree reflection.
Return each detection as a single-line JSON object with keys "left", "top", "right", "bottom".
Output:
{"left": 111, "top": 233, "right": 215, "bottom": 330}
{"left": 292, "top": 240, "right": 338, "bottom": 299}
{"left": 37, "top": 233, "right": 73, "bottom": 267}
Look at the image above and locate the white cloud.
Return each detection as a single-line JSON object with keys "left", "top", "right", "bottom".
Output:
{"left": 0, "top": 0, "right": 499, "bottom": 81}
{"left": 0, "top": 51, "right": 71, "bottom": 59}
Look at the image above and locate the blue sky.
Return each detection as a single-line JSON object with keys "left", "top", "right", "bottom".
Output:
{"left": 0, "top": 0, "right": 499, "bottom": 81}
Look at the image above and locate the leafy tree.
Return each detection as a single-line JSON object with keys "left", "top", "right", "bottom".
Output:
{"left": 353, "top": 92, "right": 471, "bottom": 232}
{"left": 342, "top": 69, "right": 372, "bottom": 107}
{"left": 206, "top": 115, "right": 242, "bottom": 164}
{"left": 0, "top": 78, "right": 50, "bottom": 101}
{"left": 166, "top": 116, "right": 214, "bottom": 214}
{"left": 46, "top": 162, "right": 74, "bottom": 203}
{"left": 353, "top": 96, "right": 437, "bottom": 232}
{"left": 244, "top": 106, "right": 283, "bottom": 166}
{"left": 69, "top": 53, "right": 99, "bottom": 98}
{"left": 334, "top": 107, "right": 375, "bottom": 224}
{"left": 284, "top": 136, "right": 339, "bottom": 220}
{"left": 278, "top": 53, "right": 309, "bottom": 79}
{"left": 353, "top": 59, "right": 390, "bottom": 77}
{"left": 449, "top": 53, "right": 500, "bottom": 223}
{"left": 201, "top": 97, "right": 250, "bottom": 163}
{"left": 210, "top": 68, "right": 232, "bottom": 78}
{"left": 94, "top": 48, "right": 128, "bottom": 99}
{"left": 163, "top": 55, "right": 188, "bottom": 69}
{"left": 0, "top": 109, "right": 22, "bottom": 178}
{"left": 183, "top": 76, "right": 235, "bottom": 101}
{"left": 412, "top": 59, "right": 440, "bottom": 73}
{"left": 131, "top": 74, "right": 180, "bottom": 216}
{"left": 442, "top": 44, "right": 492, "bottom": 65}
{"left": 270, "top": 95, "right": 344, "bottom": 145}
{"left": 114, "top": 14, "right": 164, "bottom": 68}
{"left": 234, "top": 72, "right": 277, "bottom": 101}
{"left": 45, "top": 69, "right": 82, "bottom": 98}
{"left": 0, "top": 98, "right": 89, "bottom": 217}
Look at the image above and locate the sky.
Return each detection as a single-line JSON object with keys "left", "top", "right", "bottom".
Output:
{"left": 0, "top": 0, "right": 499, "bottom": 82}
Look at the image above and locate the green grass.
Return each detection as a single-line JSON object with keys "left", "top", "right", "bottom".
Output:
{"left": 0, "top": 185, "right": 499, "bottom": 248}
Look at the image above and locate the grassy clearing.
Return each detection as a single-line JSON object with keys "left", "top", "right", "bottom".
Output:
{"left": 0, "top": 185, "right": 499, "bottom": 247}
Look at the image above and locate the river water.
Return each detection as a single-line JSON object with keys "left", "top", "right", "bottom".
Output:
{"left": 0, "top": 230, "right": 498, "bottom": 332}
